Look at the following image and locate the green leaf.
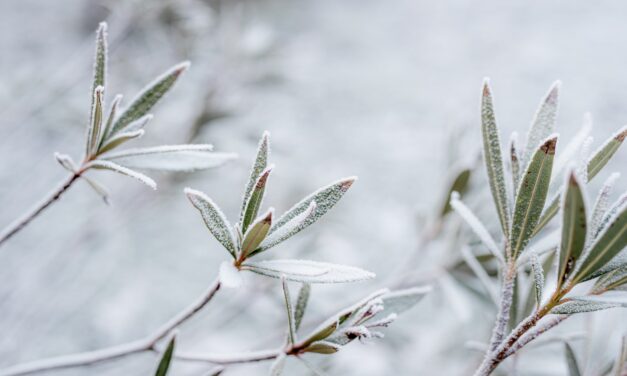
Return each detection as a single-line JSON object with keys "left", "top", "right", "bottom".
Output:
{"left": 440, "top": 167, "right": 472, "bottom": 217}
{"left": 564, "top": 342, "right": 582, "bottom": 376}
{"left": 240, "top": 132, "right": 270, "bottom": 231}
{"left": 98, "top": 94, "right": 123, "bottom": 150}
{"left": 530, "top": 251, "right": 545, "bottom": 307}
{"left": 522, "top": 82, "right": 560, "bottom": 171}
{"left": 510, "top": 136, "right": 557, "bottom": 258}
{"left": 184, "top": 188, "right": 237, "bottom": 257}
{"left": 594, "top": 264, "right": 627, "bottom": 292}
{"left": 91, "top": 22, "right": 108, "bottom": 95}
{"left": 531, "top": 125, "right": 626, "bottom": 238}
{"left": 241, "top": 209, "right": 273, "bottom": 259}
{"left": 86, "top": 86, "right": 104, "bottom": 157}
{"left": 303, "top": 341, "right": 341, "bottom": 354}
{"left": 557, "top": 172, "right": 587, "bottom": 287}
{"left": 241, "top": 166, "right": 273, "bottom": 233}
{"left": 256, "top": 201, "right": 316, "bottom": 254}
{"left": 108, "top": 62, "right": 190, "bottom": 136}
{"left": 269, "top": 177, "right": 356, "bottom": 238}
{"left": 103, "top": 145, "right": 236, "bottom": 172}
{"left": 294, "top": 283, "right": 311, "bottom": 331}
{"left": 281, "top": 277, "right": 297, "bottom": 345}
{"left": 301, "top": 321, "right": 340, "bottom": 348}
{"left": 551, "top": 300, "right": 619, "bottom": 314}
{"left": 379, "top": 286, "right": 431, "bottom": 316}
{"left": 510, "top": 132, "right": 521, "bottom": 197}
{"left": 587, "top": 126, "right": 627, "bottom": 180}
{"left": 98, "top": 129, "right": 145, "bottom": 154}
{"left": 590, "top": 173, "right": 621, "bottom": 238}
{"left": 573, "top": 203, "right": 627, "bottom": 282}
{"left": 155, "top": 334, "right": 176, "bottom": 376}
{"left": 481, "top": 80, "right": 511, "bottom": 238}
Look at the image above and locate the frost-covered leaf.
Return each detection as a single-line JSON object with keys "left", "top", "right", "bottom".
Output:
{"left": 510, "top": 132, "right": 521, "bottom": 197}
{"left": 301, "top": 320, "right": 340, "bottom": 347}
{"left": 530, "top": 251, "right": 545, "bottom": 307}
{"left": 256, "top": 201, "right": 316, "bottom": 254}
{"left": 103, "top": 145, "right": 235, "bottom": 172}
{"left": 240, "top": 132, "right": 270, "bottom": 227}
{"left": 99, "top": 94, "right": 122, "bottom": 147}
{"left": 269, "top": 353, "right": 286, "bottom": 376}
{"left": 219, "top": 261, "right": 242, "bottom": 289}
{"left": 554, "top": 114, "right": 592, "bottom": 179}
{"left": 54, "top": 152, "right": 78, "bottom": 173}
{"left": 88, "top": 160, "right": 156, "bottom": 189}
{"left": 185, "top": 188, "right": 237, "bottom": 257}
{"left": 281, "top": 276, "right": 297, "bottom": 344}
{"left": 242, "top": 260, "right": 375, "bottom": 284}
{"left": 295, "top": 283, "right": 311, "bottom": 331}
{"left": 241, "top": 165, "right": 273, "bottom": 233}
{"left": 91, "top": 22, "right": 107, "bottom": 96}
{"left": 269, "top": 177, "right": 356, "bottom": 238}
{"left": 380, "top": 286, "right": 431, "bottom": 316}
{"left": 574, "top": 203, "right": 627, "bottom": 282}
{"left": 511, "top": 135, "right": 557, "bottom": 258}
{"left": 587, "top": 126, "right": 627, "bottom": 180}
{"left": 594, "top": 193, "right": 627, "bottom": 239}
{"left": 571, "top": 292, "right": 627, "bottom": 307}
{"left": 522, "top": 82, "right": 560, "bottom": 171}
{"left": 564, "top": 342, "right": 582, "bottom": 376}
{"left": 109, "top": 61, "right": 190, "bottom": 136}
{"left": 440, "top": 167, "right": 472, "bottom": 217}
{"left": 461, "top": 246, "right": 499, "bottom": 304}
{"left": 551, "top": 300, "right": 619, "bottom": 314}
{"left": 557, "top": 172, "right": 587, "bottom": 286}
{"left": 241, "top": 209, "right": 273, "bottom": 259}
{"left": 594, "top": 264, "right": 627, "bottom": 292}
{"left": 481, "top": 80, "right": 511, "bottom": 238}
{"left": 303, "top": 341, "right": 341, "bottom": 354}
{"left": 583, "top": 251, "right": 627, "bottom": 282}
{"left": 86, "top": 86, "right": 104, "bottom": 157}
{"left": 450, "top": 193, "right": 502, "bottom": 262}
{"left": 98, "top": 129, "right": 145, "bottom": 154}
{"left": 590, "top": 173, "right": 620, "bottom": 239}
{"left": 155, "top": 334, "right": 176, "bottom": 376}
{"left": 81, "top": 175, "right": 110, "bottom": 205}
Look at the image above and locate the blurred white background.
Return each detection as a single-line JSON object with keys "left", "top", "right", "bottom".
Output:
{"left": 0, "top": 0, "right": 625, "bottom": 375}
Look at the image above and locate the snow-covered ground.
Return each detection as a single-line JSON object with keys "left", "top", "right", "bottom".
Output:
{"left": 0, "top": 0, "right": 625, "bottom": 375}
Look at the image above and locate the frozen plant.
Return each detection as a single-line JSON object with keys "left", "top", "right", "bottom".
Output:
{"left": 0, "top": 132, "right": 430, "bottom": 376}
{"left": 451, "top": 79, "right": 627, "bottom": 375}
{"left": 0, "top": 22, "right": 235, "bottom": 247}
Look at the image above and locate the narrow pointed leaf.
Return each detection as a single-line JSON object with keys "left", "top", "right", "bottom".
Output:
{"left": 303, "top": 341, "right": 341, "bottom": 354}
{"left": 91, "top": 22, "right": 107, "bottom": 94}
{"left": 511, "top": 135, "right": 557, "bottom": 258}
{"left": 481, "top": 80, "right": 511, "bottom": 238}
{"left": 54, "top": 152, "right": 78, "bottom": 173}
{"left": 242, "top": 260, "right": 375, "bottom": 284}
{"left": 587, "top": 126, "right": 627, "bottom": 180}
{"left": 450, "top": 193, "right": 503, "bottom": 262}
{"left": 99, "top": 94, "right": 123, "bottom": 148}
{"left": 256, "top": 201, "right": 316, "bottom": 254}
{"left": 510, "top": 132, "right": 521, "bottom": 197}
{"left": 551, "top": 300, "right": 619, "bottom": 314}
{"left": 88, "top": 160, "right": 156, "bottom": 189}
{"left": 301, "top": 321, "right": 341, "bottom": 348}
{"left": 590, "top": 173, "right": 620, "bottom": 238}
{"left": 564, "top": 342, "right": 582, "bottom": 376}
{"left": 86, "top": 86, "right": 104, "bottom": 156}
{"left": 103, "top": 145, "right": 236, "bottom": 172}
{"left": 281, "top": 277, "right": 297, "bottom": 344}
{"left": 241, "top": 209, "right": 273, "bottom": 259}
{"left": 155, "top": 334, "right": 176, "bottom": 376}
{"left": 440, "top": 167, "right": 472, "bottom": 217}
{"left": 295, "top": 283, "right": 311, "bottom": 331}
{"left": 184, "top": 188, "right": 237, "bottom": 257}
{"left": 109, "top": 62, "right": 190, "bottom": 136}
{"left": 522, "top": 82, "right": 560, "bottom": 170}
{"left": 269, "top": 353, "right": 286, "bottom": 376}
{"left": 594, "top": 265, "right": 627, "bottom": 292}
{"left": 99, "top": 129, "right": 145, "bottom": 154}
{"left": 240, "top": 132, "right": 269, "bottom": 226}
{"left": 574, "top": 203, "right": 627, "bottom": 282}
{"left": 269, "top": 177, "right": 356, "bottom": 237}
{"left": 380, "top": 286, "right": 431, "bottom": 316}
{"left": 241, "top": 165, "right": 273, "bottom": 233}
{"left": 571, "top": 293, "right": 627, "bottom": 306}
{"left": 557, "top": 172, "right": 587, "bottom": 286}
{"left": 530, "top": 251, "right": 545, "bottom": 307}
{"left": 81, "top": 175, "right": 110, "bottom": 205}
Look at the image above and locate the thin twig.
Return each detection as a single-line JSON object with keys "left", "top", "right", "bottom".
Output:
{"left": 0, "top": 278, "right": 222, "bottom": 376}
{"left": 0, "top": 173, "right": 80, "bottom": 247}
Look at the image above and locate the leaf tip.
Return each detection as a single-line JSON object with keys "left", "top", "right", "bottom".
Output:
{"left": 541, "top": 135, "right": 558, "bottom": 155}
{"left": 615, "top": 126, "right": 627, "bottom": 142}
{"left": 482, "top": 78, "right": 492, "bottom": 96}
{"left": 173, "top": 61, "right": 191, "bottom": 76}
{"left": 340, "top": 176, "right": 357, "bottom": 192}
